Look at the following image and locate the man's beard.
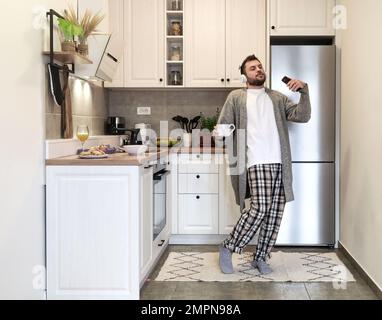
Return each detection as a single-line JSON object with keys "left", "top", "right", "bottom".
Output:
{"left": 247, "top": 73, "right": 266, "bottom": 86}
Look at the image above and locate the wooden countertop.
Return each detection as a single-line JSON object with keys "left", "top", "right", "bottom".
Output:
{"left": 46, "top": 147, "right": 226, "bottom": 166}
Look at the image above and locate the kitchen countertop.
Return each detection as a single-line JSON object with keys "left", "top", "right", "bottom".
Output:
{"left": 46, "top": 147, "right": 226, "bottom": 166}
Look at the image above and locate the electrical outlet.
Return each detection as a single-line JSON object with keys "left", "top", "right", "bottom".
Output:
{"left": 137, "top": 107, "right": 151, "bottom": 115}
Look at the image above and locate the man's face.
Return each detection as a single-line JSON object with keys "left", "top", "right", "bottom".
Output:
{"left": 245, "top": 60, "right": 266, "bottom": 86}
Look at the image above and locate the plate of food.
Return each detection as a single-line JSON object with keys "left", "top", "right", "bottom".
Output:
{"left": 79, "top": 154, "right": 108, "bottom": 159}
{"left": 78, "top": 147, "right": 108, "bottom": 159}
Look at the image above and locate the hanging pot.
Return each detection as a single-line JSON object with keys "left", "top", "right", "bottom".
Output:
{"left": 61, "top": 40, "right": 76, "bottom": 52}
{"left": 77, "top": 41, "right": 88, "bottom": 56}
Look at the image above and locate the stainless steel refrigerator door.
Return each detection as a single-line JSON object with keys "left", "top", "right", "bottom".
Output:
{"left": 271, "top": 45, "right": 336, "bottom": 162}
{"left": 276, "top": 163, "right": 335, "bottom": 246}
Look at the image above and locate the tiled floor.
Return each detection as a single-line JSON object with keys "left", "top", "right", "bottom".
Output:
{"left": 140, "top": 245, "right": 380, "bottom": 300}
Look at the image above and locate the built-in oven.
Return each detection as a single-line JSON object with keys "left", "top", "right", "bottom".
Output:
{"left": 153, "top": 162, "right": 170, "bottom": 241}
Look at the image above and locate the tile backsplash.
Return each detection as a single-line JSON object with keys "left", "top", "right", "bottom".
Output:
{"left": 45, "top": 76, "right": 109, "bottom": 139}
{"left": 46, "top": 81, "right": 234, "bottom": 140}
{"left": 108, "top": 89, "right": 233, "bottom": 135}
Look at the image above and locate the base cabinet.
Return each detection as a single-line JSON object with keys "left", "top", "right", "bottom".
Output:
{"left": 178, "top": 194, "right": 219, "bottom": 234}
{"left": 46, "top": 165, "right": 145, "bottom": 300}
{"left": 171, "top": 153, "right": 258, "bottom": 245}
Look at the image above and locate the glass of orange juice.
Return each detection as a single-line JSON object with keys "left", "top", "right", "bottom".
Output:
{"left": 76, "top": 125, "right": 89, "bottom": 152}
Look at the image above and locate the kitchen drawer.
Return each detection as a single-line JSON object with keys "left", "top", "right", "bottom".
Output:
{"left": 178, "top": 194, "right": 219, "bottom": 234}
{"left": 178, "top": 154, "right": 219, "bottom": 173}
{"left": 178, "top": 174, "right": 218, "bottom": 194}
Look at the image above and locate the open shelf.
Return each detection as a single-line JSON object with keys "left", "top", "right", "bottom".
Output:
{"left": 43, "top": 51, "right": 93, "bottom": 65}
{"left": 165, "top": 0, "right": 184, "bottom": 86}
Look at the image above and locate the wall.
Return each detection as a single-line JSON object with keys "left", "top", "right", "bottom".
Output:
{"left": 338, "top": 0, "right": 382, "bottom": 290}
{"left": 0, "top": 0, "right": 76, "bottom": 299}
{"left": 108, "top": 89, "right": 231, "bottom": 134}
{"left": 46, "top": 79, "right": 108, "bottom": 139}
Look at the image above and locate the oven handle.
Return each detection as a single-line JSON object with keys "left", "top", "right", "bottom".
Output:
{"left": 153, "top": 170, "right": 170, "bottom": 181}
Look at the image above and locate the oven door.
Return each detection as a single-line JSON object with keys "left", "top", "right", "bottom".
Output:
{"left": 153, "top": 169, "right": 170, "bottom": 241}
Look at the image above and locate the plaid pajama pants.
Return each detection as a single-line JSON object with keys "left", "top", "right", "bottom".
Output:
{"left": 222, "top": 163, "right": 286, "bottom": 262}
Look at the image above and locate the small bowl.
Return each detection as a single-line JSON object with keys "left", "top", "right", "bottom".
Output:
{"left": 122, "top": 145, "right": 148, "bottom": 155}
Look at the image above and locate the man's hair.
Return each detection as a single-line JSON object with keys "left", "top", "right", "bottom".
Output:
{"left": 239, "top": 54, "right": 261, "bottom": 75}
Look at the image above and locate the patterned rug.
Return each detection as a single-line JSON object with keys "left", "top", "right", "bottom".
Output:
{"left": 154, "top": 251, "right": 355, "bottom": 282}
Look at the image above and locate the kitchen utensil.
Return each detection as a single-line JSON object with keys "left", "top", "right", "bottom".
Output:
{"left": 172, "top": 115, "right": 184, "bottom": 129}
{"left": 180, "top": 116, "right": 189, "bottom": 132}
{"left": 184, "top": 118, "right": 189, "bottom": 133}
{"left": 189, "top": 115, "right": 201, "bottom": 130}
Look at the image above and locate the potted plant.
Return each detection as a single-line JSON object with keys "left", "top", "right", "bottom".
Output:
{"left": 57, "top": 17, "right": 83, "bottom": 52}
{"left": 64, "top": 6, "right": 105, "bottom": 56}
{"left": 200, "top": 108, "right": 220, "bottom": 147}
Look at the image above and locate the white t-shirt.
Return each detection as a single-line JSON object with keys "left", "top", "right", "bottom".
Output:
{"left": 246, "top": 88, "right": 282, "bottom": 168}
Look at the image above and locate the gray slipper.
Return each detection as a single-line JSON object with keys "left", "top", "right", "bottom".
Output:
{"left": 219, "top": 245, "right": 234, "bottom": 274}
{"left": 251, "top": 260, "right": 273, "bottom": 275}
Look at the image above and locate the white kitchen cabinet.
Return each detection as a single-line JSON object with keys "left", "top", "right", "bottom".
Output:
{"left": 225, "top": 0, "right": 267, "bottom": 87}
{"left": 184, "top": 0, "right": 266, "bottom": 87}
{"left": 46, "top": 165, "right": 141, "bottom": 300}
{"left": 124, "top": 0, "right": 165, "bottom": 87}
{"left": 139, "top": 166, "right": 153, "bottom": 283}
{"left": 175, "top": 154, "right": 220, "bottom": 235}
{"left": 178, "top": 194, "right": 219, "bottom": 234}
{"left": 178, "top": 173, "right": 219, "bottom": 194}
{"left": 178, "top": 153, "right": 219, "bottom": 173}
{"left": 270, "top": 0, "right": 335, "bottom": 36}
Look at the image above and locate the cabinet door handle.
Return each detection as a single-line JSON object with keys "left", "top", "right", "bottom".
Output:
{"left": 159, "top": 78, "right": 163, "bottom": 82}
{"left": 221, "top": 78, "right": 225, "bottom": 82}
{"left": 271, "top": 26, "right": 276, "bottom": 30}
{"left": 226, "top": 78, "right": 230, "bottom": 82}
{"left": 196, "top": 154, "right": 200, "bottom": 158}
{"left": 158, "top": 240, "right": 165, "bottom": 247}
{"left": 196, "top": 195, "right": 200, "bottom": 199}
{"left": 196, "top": 175, "right": 200, "bottom": 179}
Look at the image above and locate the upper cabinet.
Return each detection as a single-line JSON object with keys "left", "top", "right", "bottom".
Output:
{"left": 104, "top": 0, "right": 336, "bottom": 88}
{"left": 270, "top": 0, "right": 335, "bottom": 36}
{"left": 185, "top": 0, "right": 266, "bottom": 88}
{"left": 226, "top": 0, "right": 266, "bottom": 87}
{"left": 124, "top": 0, "right": 165, "bottom": 87}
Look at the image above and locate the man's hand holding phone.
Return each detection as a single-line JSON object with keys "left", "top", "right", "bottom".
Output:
{"left": 282, "top": 76, "right": 306, "bottom": 92}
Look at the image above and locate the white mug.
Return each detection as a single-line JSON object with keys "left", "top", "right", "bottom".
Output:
{"left": 214, "top": 124, "right": 236, "bottom": 137}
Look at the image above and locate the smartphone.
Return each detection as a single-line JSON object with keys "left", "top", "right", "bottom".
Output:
{"left": 282, "top": 76, "right": 301, "bottom": 92}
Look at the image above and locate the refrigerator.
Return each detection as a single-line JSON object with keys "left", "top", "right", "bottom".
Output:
{"left": 271, "top": 44, "right": 336, "bottom": 246}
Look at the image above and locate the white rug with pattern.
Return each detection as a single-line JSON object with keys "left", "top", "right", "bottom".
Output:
{"left": 155, "top": 251, "right": 355, "bottom": 282}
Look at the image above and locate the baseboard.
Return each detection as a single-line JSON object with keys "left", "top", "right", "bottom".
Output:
{"left": 338, "top": 241, "right": 382, "bottom": 299}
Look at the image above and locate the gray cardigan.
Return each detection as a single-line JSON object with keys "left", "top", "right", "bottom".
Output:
{"left": 217, "top": 85, "right": 311, "bottom": 211}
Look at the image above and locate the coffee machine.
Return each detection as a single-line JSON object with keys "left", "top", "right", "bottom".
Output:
{"left": 106, "top": 117, "right": 142, "bottom": 145}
